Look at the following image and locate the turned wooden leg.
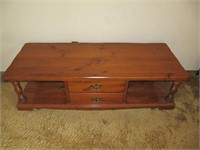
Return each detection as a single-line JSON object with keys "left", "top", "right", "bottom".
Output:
{"left": 165, "top": 81, "right": 182, "bottom": 102}
{"left": 11, "top": 81, "right": 26, "bottom": 103}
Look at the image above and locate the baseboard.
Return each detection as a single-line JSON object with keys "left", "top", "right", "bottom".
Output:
{"left": 187, "top": 70, "right": 199, "bottom": 75}
{"left": 0, "top": 71, "right": 4, "bottom": 82}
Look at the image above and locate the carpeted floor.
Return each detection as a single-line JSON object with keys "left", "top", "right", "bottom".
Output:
{"left": 0, "top": 72, "right": 199, "bottom": 149}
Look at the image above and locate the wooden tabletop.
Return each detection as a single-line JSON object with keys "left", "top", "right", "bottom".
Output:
{"left": 3, "top": 43, "right": 189, "bottom": 81}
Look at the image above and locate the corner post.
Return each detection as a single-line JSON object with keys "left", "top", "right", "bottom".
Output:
{"left": 11, "top": 81, "right": 26, "bottom": 103}
{"left": 165, "top": 81, "right": 182, "bottom": 102}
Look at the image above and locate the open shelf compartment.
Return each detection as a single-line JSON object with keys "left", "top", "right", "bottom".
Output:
{"left": 23, "top": 81, "right": 68, "bottom": 104}
{"left": 126, "top": 81, "right": 173, "bottom": 107}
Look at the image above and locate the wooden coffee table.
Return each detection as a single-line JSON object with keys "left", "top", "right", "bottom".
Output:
{"left": 3, "top": 43, "right": 189, "bottom": 110}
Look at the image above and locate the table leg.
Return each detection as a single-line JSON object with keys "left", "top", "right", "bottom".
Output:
{"left": 165, "top": 81, "right": 182, "bottom": 102}
{"left": 11, "top": 81, "right": 26, "bottom": 103}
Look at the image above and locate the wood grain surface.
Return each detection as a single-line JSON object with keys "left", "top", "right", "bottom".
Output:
{"left": 3, "top": 43, "right": 189, "bottom": 81}
{"left": 67, "top": 80, "right": 125, "bottom": 93}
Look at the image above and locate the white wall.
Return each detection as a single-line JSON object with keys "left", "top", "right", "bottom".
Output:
{"left": 199, "top": 1, "right": 200, "bottom": 68}
{"left": 0, "top": 0, "right": 2, "bottom": 71}
{"left": 1, "top": 0, "right": 199, "bottom": 71}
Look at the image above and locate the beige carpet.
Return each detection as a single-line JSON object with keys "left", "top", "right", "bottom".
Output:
{"left": 0, "top": 72, "right": 199, "bottom": 149}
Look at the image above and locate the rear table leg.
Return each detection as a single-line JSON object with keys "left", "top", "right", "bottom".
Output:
{"left": 165, "top": 81, "right": 182, "bottom": 102}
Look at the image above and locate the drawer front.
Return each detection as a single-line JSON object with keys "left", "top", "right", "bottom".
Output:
{"left": 69, "top": 93, "right": 124, "bottom": 104}
{"left": 67, "top": 80, "right": 125, "bottom": 93}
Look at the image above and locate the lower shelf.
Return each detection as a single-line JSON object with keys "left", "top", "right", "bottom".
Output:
{"left": 127, "top": 81, "right": 170, "bottom": 104}
{"left": 19, "top": 81, "right": 174, "bottom": 110}
{"left": 24, "top": 81, "right": 68, "bottom": 104}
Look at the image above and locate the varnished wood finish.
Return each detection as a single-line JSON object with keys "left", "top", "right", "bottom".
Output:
{"left": 127, "top": 81, "right": 171, "bottom": 104}
{"left": 3, "top": 43, "right": 189, "bottom": 110}
{"left": 68, "top": 80, "right": 125, "bottom": 93}
{"left": 24, "top": 82, "right": 68, "bottom": 104}
{"left": 17, "top": 81, "right": 174, "bottom": 110}
{"left": 165, "top": 81, "right": 182, "bottom": 102}
{"left": 17, "top": 102, "right": 175, "bottom": 110}
{"left": 11, "top": 81, "right": 26, "bottom": 103}
{"left": 69, "top": 93, "right": 124, "bottom": 104}
{"left": 3, "top": 43, "right": 189, "bottom": 81}
{"left": 123, "top": 81, "right": 129, "bottom": 103}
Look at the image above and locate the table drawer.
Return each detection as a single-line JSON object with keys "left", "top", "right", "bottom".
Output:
{"left": 69, "top": 93, "right": 124, "bottom": 104}
{"left": 67, "top": 80, "right": 125, "bottom": 93}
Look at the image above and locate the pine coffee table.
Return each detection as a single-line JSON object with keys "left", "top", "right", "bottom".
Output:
{"left": 3, "top": 43, "right": 189, "bottom": 110}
